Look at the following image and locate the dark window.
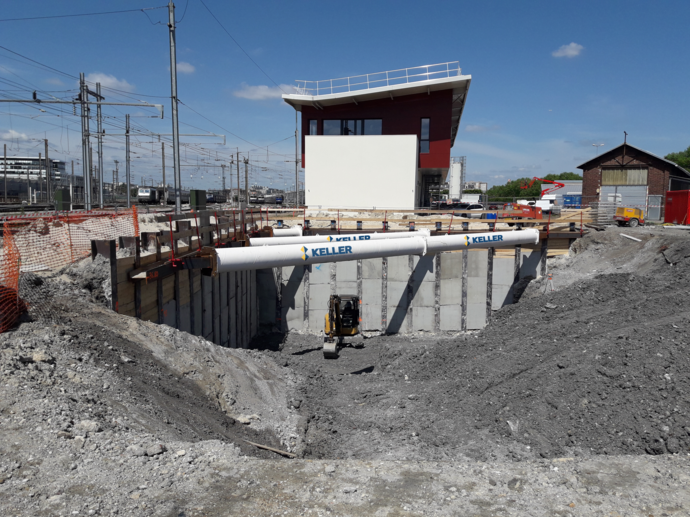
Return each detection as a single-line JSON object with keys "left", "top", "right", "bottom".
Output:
{"left": 420, "top": 118, "right": 430, "bottom": 153}
{"left": 344, "top": 120, "right": 357, "bottom": 135}
{"left": 309, "top": 120, "right": 318, "bottom": 135}
{"left": 322, "top": 119, "right": 383, "bottom": 135}
{"left": 364, "top": 119, "right": 382, "bottom": 135}
{"left": 323, "top": 120, "right": 340, "bottom": 135}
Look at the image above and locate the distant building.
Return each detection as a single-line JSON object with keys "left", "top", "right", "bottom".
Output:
{"left": 464, "top": 181, "right": 487, "bottom": 193}
{"left": 0, "top": 156, "right": 67, "bottom": 181}
{"left": 577, "top": 142, "right": 690, "bottom": 220}
{"left": 282, "top": 62, "right": 471, "bottom": 209}
{"left": 0, "top": 156, "right": 81, "bottom": 199}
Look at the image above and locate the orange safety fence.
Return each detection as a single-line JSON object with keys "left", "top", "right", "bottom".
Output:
{"left": 0, "top": 207, "right": 139, "bottom": 332}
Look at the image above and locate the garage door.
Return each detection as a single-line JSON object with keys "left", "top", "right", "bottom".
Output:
{"left": 600, "top": 186, "right": 647, "bottom": 209}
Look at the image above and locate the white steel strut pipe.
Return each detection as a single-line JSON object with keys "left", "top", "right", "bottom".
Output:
{"left": 217, "top": 236, "right": 428, "bottom": 273}
{"left": 426, "top": 229, "right": 540, "bottom": 253}
{"left": 215, "top": 230, "right": 539, "bottom": 273}
{"left": 271, "top": 225, "right": 302, "bottom": 237}
{"left": 249, "top": 229, "right": 431, "bottom": 247}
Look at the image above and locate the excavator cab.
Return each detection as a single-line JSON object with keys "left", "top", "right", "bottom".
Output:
{"left": 323, "top": 294, "right": 360, "bottom": 359}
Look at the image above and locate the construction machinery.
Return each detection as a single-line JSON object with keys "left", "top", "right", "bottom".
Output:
{"left": 614, "top": 207, "right": 644, "bottom": 227}
{"left": 323, "top": 294, "right": 360, "bottom": 358}
{"left": 499, "top": 203, "right": 543, "bottom": 225}
{"left": 519, "top": 177, "right": 565, "bottom": 215}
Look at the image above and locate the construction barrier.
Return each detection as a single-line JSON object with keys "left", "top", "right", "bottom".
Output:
{"left": 0, "top": 207, "right": 139, "bottom": 332}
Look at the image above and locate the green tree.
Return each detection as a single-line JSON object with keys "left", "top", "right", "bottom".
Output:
{"left": 462, "top": 189, "right": 483, "bottom": 194}
{"left": 665, "top": 145, "right": 690, "bottom": 171}
{"left": 486, "top": 172, "right": 582, "bottom": 201}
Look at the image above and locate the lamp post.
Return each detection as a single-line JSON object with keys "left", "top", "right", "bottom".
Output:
{"left": 592, "top": 143, "right": 604, "bottom": 155}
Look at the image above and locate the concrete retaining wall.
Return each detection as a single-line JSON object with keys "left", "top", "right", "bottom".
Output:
{"left": 257, "top": 247, "right": 542, "bottom": 334}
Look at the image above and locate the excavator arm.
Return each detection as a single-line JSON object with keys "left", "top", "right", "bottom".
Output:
{"left": 520, "top": 177, "right": 566, "bottom": 197}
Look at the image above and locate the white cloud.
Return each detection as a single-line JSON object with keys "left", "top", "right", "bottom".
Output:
{"left": 233, "top": 83, "right": 296, "bottom": 100}
{"left": 465, "top": 124, "right": 501, "bottom": 133}
{"left": 84, "top": 73, "right": 135, "bottom": 92}
{"left": 1, "top": 129, "right": 29, "bottom": 141}
{"left": 177, "top": 62, "right": 195, "bottom": 74}
{"left": 45, "top": 77, "right": 64, "bottom": 86}
{"left": 552, "top": 42, "right": 584, "bottom": 58}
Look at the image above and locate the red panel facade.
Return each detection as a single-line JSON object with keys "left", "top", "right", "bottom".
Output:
{"left": 300, "top": 89, "right": 453, "bottom": 169}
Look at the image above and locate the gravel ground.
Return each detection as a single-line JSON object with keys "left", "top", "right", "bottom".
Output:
{"left": 1, "top": 225, "right": 689, "bottom": 516}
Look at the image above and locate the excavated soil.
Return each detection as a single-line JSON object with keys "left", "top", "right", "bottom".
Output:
{"left": 270, "top": 226, "right": 690, "bottom": 463}
{"left": 1, "top": 225, "right": 690, "bottom": 516}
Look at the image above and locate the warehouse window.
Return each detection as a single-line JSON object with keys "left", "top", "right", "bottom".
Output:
{"left": 601, "top": 168, "right": 648, "bottom": 186}
{"left": 420, "top": 118, "right": 430, "bottom": 153}
{"left": 309, "top": 120, "right": 317, "bottom": 135}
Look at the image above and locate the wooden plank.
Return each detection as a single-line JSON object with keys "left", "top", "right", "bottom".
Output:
{"left": 134, "top": 236, "right": 142, "bottom": 319}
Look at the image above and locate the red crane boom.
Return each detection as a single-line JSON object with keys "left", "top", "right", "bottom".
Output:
{"left": 520, "top": 177, "right": 566, "bottom": 197}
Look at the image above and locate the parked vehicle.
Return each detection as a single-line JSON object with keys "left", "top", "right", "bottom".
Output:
{"left": 459, "top": 203, "right": 485, "bottom": 219}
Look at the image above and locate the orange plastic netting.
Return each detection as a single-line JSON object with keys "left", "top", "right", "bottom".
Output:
{"left": 0, "top": 207, "right": 139, "bottom": 332}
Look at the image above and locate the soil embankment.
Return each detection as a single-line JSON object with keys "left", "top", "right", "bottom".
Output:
{"left": 1, "top": 225, "right": 689, "bottom": 516}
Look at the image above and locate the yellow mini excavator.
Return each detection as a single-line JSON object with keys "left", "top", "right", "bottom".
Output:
{"left": 323, "top": 294, "right": 360, "bottom": 358}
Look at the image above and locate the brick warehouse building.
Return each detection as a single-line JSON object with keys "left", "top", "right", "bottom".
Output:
{"left": 577, "top": 142, "right": 690, "bottom": 221}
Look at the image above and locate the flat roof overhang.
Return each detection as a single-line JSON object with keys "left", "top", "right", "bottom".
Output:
{"left": 283, "top": 74, "right": 472, "bottom": 147}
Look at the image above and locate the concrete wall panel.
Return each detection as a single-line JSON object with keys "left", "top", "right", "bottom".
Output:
{"left": 411, "top": 282, "right": 435, "bottom": 307}
{"left": 412, "top": 255, "right": 435, "bottom": 283}
{"left": 309, "top": 310, "right": 327, "bottom": 331}
{"left": 387, "top": 255, "right": 410, "bottom": 282}
{"left": 468, "top": 250, "right": 488, "bottom": 277}
{"left": 440, "top": 277, "right": 462, "bottom": 306}
{"left": 440, "top": 305, "right": 462, "bottom": 331}
{"left": 362, "top": 258, "right": 382, "bottom": 279}
{"left": 336, "top": 281, "right": 357, "bottom": 296}
{"left": 387, "top": 281, "right": 408, "bottom": 308}
{"left": 466, "top": 303, "right": 487, "bottom": 330}
{"left": 362, "top": 279, "right": 382, "bottom": 306}
{"left": 441, "top": 252, "right": 463, "bottom": 280}
{"left": 521, "top": 251, "right": 540, "bottom": 279}
{"left": 493, "top": 257, "right": 515, "bottom": 285}
{"left": 362, "top": 305, "right": 382, "bottom": 331}
{"left": 336, "top": 260, "right": 358, "bottom": 282}
{"left": 309, "top": 283, "right": 332, "bottom": 311}
{"left": 310, "top": 263, "right": 330, "bottom": 284}
{"left": 412, "top": 307, "right": 435, "bottom": 331}
{"left": 492, "top": 285, "right": 513, "bottom": 310}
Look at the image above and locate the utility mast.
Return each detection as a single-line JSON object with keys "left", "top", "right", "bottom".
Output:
{"left": 168, "top": 1, "right": 182, "bottom": 214}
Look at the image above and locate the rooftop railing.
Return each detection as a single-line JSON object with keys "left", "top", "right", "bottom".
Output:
{"left": 293, "top": 61, "right": 462, "bottom": 97}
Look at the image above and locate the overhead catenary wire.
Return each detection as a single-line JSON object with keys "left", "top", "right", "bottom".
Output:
{"left": 0, "top": 42, "right": 301, "bottom": 190}
{"left": 0, "top": 6, "right": 167, "bottom": 23}
{"left": 197, "top": 0, "right": 286, "bottom": 93}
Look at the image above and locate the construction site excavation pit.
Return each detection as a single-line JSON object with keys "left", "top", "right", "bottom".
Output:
{"left": 2, "top": 225, "right": 690, "bottom": 516}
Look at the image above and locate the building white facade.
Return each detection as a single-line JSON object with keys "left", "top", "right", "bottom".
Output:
{"left": 305, "top": 135, "right": 419, "bottom": 209}
{"left": 464, "top": 181, "right": 487, "bottom": 193}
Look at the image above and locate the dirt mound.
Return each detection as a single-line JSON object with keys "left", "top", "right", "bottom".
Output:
{"left": 268, "top": 227, "right": 690, "bottom": 462}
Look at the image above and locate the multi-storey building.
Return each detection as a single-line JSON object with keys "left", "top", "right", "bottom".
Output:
{"left": 282, "top": 62, "right": 471, "bottom": 209}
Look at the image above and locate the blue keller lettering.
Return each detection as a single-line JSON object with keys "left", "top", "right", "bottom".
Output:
{"left": 472, "top": 235, "right": 504, "bottom": 244}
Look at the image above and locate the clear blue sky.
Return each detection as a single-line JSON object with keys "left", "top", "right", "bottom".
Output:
{"left": 1, "top": 0, "right": 689, "bottom": 191}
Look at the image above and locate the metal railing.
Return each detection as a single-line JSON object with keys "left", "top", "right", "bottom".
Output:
{"left": 294, "top": 61, "right": 462, "bottom": 97}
